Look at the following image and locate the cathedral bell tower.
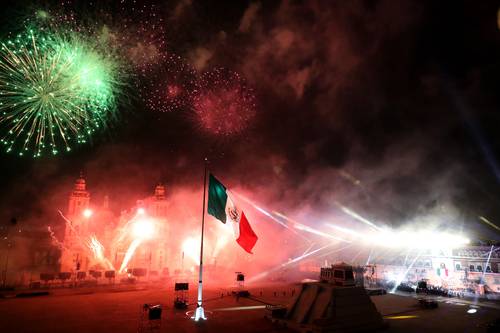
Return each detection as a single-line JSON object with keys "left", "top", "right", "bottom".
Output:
{"left": 151, "top": 184, "right": 167, "bottom": 217}
{"left": 60, "top": 172, "right": 92, "bottom": 272}
{"left": 67, "top": 172, "right": 90, "bottom": 217}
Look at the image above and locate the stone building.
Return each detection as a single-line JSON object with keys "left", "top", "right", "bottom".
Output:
{"left": 110, "top": 183, "right": 172, "bottom": 274}
{"left": 0, "top": 226, "right": 60, "bottom": 287}
{"left": 60, "top": 174, "right": 173, "bottom": 275}
{"left": 60, "top": 173, "right": 92, "bottom": 272}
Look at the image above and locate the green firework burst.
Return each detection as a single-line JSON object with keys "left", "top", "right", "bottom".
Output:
{"left": 0, "top": 24, "right": 124, "bottom": 157}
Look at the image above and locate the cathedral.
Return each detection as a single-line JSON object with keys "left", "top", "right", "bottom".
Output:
{"left": 60, "top": 174, "right": 172, "bottom": 275}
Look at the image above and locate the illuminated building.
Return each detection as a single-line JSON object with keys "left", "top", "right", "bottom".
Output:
{"left": 60, "top": 175, "right": 174, "bottom": 276}
{"left": 111, "top": 184, "right": 172, "bottom": 275}
{"left": 60, "top": 173, "right": 92, "bottom": 272}
{"left": 366, "top": 246, "right": 500, "bottom": 294}
{"left": 0, "top": 226, "right": 59, "bottom": 287}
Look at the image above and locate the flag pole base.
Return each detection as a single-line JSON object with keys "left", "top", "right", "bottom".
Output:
{"left": 192, "top": 305, "right": 207, "bottom": 321}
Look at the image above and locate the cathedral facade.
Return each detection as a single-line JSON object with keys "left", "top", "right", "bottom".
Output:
{"left": 60, "top": 174, "right": 91, "bottom": 272}
{"left": 60, "top": 174, "right": 173, "bottom": 275}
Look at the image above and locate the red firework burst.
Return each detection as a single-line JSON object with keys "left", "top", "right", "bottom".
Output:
{"left": 193, "top": 69, "right": 256, "bottom": 136}
{"left": 139, "top": 55, "right": 199, "bottom": 113}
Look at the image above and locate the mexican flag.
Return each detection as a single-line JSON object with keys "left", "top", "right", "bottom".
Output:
{"left": 207, "top": 174, "right": 258, "bottom": 254}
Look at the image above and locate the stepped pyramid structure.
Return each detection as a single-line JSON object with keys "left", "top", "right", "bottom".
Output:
{"left": 284, "top": 282, "right": 384, "bottom": 332}
{"left": 269, "top": 264, "right": 384, "bottom": 332}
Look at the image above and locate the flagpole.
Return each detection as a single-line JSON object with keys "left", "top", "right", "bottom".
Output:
{"left": 194, "top": 157, "right": 208, "bottom": 321}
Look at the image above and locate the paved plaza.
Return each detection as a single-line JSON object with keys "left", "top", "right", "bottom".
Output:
{"left": 0, "top": 282, "right": 499, "bottom": 333}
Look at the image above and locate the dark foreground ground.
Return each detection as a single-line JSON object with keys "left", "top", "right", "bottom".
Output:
{"left": 0, "top": 282, "right": 499, "bottom": 333}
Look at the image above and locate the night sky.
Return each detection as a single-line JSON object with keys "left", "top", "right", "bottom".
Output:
{"left": 1, "top": 0, "right": 500, "bottom": 242}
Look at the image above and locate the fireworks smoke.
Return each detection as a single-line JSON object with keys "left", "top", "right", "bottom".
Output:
{"left": 90, "top": 1, "right": 168, "bottom": 70}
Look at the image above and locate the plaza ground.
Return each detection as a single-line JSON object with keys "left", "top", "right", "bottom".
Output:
{"left": 0, "top": 282, "right": 499, "bottom": 333}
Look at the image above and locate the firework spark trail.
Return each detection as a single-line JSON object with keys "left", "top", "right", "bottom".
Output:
{"left": 58, "top": 210, "right": 87, "bottom": 246}
{"left": 234, "top": 193, "right": 290, "bottom": 229}
{"left": 232, "top": 192, "right": 312, "bottom": 243}
{"left": 247, "top": 243, "right": 334, "bottom": 283}
{"left": 472, "top": 245, "right": 497, "bottom": 306}
{"left": 402, "top": 249, "right": 410, "bottom": 267}
{"left": 366, "top": 248, "right": 374, "bottom": 265}
{"left": 390, "top": 252, "right": 422, "bottom": 293}
{"left": 236, "top": 193, "right": 358, "bottom": 245}
{"left": 478, "top": 216, "right": 500, "bottom": 232}
{"left": 333, "top": 201, "right": 382, "bottom": 230}
{"left": 327, "top": 223, "right": 365, "bottom": 238}
{"left": 326, "top": 222, "right": 470, "bottom": 249}
{"left": 87, "top": 235, "right": 114, "bottom": 270}
{"left": 248, "top": 243, "right": 353, "bottom": 283}
{"left": 294, "top": 224, "right": 351, "bottom": 243}
{"left": 314, "top": 244, "right": 354, "bottom": 260}
{"left": 47, "top": 226, "right": 67, "bottom": 251}
{"left": 112, "top": 219, "right": 136, "bottom": 246}
{"left": 119, "top": 238, "right": 142, "bottom": 273}
{"left": 116, "top": 214, "right": 157, "bottom": 272}
{"left": 338, "top": 170, "right": 362, "bottom": 186}
{"left": 301, "top": 242, "right": 315, "bottom": 257}
{"left": 58, "top": 210, "right": 116, "bottom": 269}
{"left": 270, "top": 211, "right": 316, "bottom": 244}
